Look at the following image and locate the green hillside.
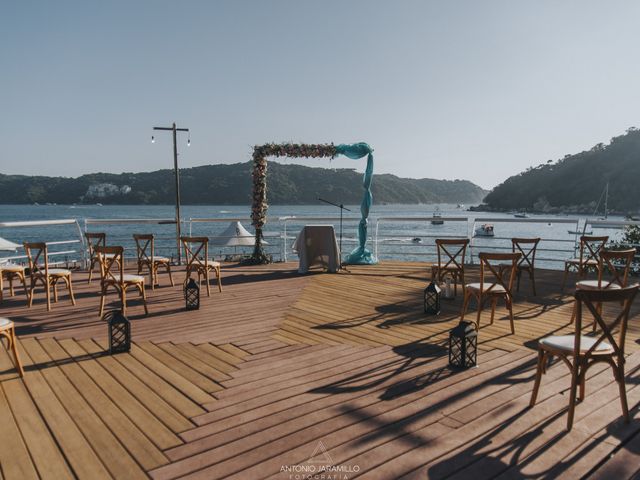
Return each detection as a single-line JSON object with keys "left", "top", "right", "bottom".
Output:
{"left": 483, "top": 128, "right": 640, "bottom": 214}
{"left": 0, "top": 162, "right": 487, "bottom": 205}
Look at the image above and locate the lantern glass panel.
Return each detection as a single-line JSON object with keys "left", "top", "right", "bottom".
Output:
{"left": 424, "top": 281, "right": 441, "bottom": 315}
{"left": 106, "top": 310, "right": 131, "bottom": 354}
{"left": 449, "top": 320, "right": 477, "bottom": 368}
{"left": 185, "top": 277, "right": 200, "bottom": 310}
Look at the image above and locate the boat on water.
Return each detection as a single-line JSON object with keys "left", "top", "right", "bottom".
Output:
{"left": 474, "top": 224, "right": 494, "bottom": 237}
{"left": 412, "top": 237, "right": 422, "bottom": 243}
{"left": 513, "top": 212, "right": 528, "bottom": 218}
{"left": 430, "top": 209, "right": 444, "bottom": 225}
{"left": 590, "top": 182, "right": 621, "bottom": 228}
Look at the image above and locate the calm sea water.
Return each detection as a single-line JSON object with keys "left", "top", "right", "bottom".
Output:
{"left": 0, "top": 204, "right": 627, "bottom": 269}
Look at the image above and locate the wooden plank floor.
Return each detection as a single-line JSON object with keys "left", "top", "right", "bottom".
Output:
{"left": 1, "top": 261, "right": 640, "bottom": 479}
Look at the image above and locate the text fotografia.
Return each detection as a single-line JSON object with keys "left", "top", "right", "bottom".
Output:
{"left": 280, "top": 463, "right": 360, "bottom": 480}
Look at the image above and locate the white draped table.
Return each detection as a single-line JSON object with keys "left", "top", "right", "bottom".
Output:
{"left": 292, "top": 225, "right": 340, "bottom": 274}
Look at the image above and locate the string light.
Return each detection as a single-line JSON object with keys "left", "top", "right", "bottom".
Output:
{"left": 187, "top": 132, "right": 191, "bottom": 147}
{"left": 151, "top": 135, "right": 155, "bottom": 144}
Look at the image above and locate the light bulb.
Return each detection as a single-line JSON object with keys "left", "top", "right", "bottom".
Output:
{"left": 151, "top": 135, "right": 155, "bottom": 144}
{"left": 187, "top": 139, "right": 191, "bottom": 147}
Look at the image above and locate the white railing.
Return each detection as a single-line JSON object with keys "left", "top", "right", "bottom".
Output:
{"left": 0, "top": 215, "right": 637, "bottom": 270}
{"left": 0, "top": 219, "right": 84, "bottom": 267}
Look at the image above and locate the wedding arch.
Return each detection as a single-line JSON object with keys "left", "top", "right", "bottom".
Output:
{"left": 249, "top": 142, "right": 378, "bottom": 265}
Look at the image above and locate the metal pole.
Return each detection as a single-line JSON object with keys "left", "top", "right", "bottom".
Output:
{"left": 172, "top": 123, "right": 182, "bottom": 264}
{"left": 154, "top": 123, "right": 189, "bottom": 265}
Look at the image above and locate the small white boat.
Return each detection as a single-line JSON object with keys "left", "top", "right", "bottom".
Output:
{"left": 514, "top": 212, "right": 528, "bottom": 218}
{"left": 430, "top": 213, "right": 444, "bottom": 225}
{"left": 412, "top": 237, "right": 422, "bottom": 243}
{"left": 474, "top": 224, "right": 495, "bottom": 237}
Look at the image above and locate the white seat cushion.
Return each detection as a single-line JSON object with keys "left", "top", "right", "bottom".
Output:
{"left": 1, "top": 264, "right": 25, "bottom": 273}
{"left": 540, "top": 335, "right": 613, "bottom": 353}
{"left": 110, "top": 273, "right": 145, "bottom": 283}
{"left": 153, "top": 256, "right": 171, "bottom": 263}
{"left": 48, "top": 268, "right": 71, "bottom": 276}
{"left": 189, "top": 260, "right": 220, "bottom": 268}
{"left": 0, "top": 317, "right": 12, "bottom": 328}
{"left": 466, "top": 282, "right": 506, "bottom": 293}
{"left": 575, "top": 280, "right": 621, "bottom": 290}
{"left": 565, "top": 258, "right": 598, "bottom": 265}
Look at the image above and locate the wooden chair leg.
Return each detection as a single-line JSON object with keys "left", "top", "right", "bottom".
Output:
{"left": 490, "top": 297, "right": 497, "bottom": 325}
{"left": 516, "top": 270, "right": 521, "bottom": 293}
{"left": 616, "top": 364, "right": 630, "bottom": 423}
{"left": 99, "top": 286, "right": 106, "bottom": 317}
{"left": 476, "top": 294, "right": 484, "bottom": 327}
{"left": 27, "top": 278, "right": 35, "bottom": 308}
{"left": 460, "top": 291, "right": 470, "bottom": 321}
{"left": 205, "top": 270, "right": 211, "bottom": 296}
{"left": 53, "top": 280, "right": 59, "bottom": 303}
{"left": 121, "top": 288, "right": 127, "bottom": 317}
{"left": 561, "top": 265, "right": 570, "bottom": 293}
{"left": 9, "top": 276, "right": 15, "bottom": 296}
{"left": 67, "top": 276, "right": 76, "bottom": 306}
{"left": 19, "top": 273, "right": 28, "bottom": 301}
{"left": 216, "top": 266, "right": 222, "bottom": 293}
{"left": 530, "top": 269, "right": 537, "bottom": 296}
{"left": 567, "top": 360, "right": 580, "bottom": 430}
{"left": 167, "top": 264, "right": 174, "bottom": 287}
{"left": 141, "top": 283, "right": 148, "bottom": 315}
{"left": 506, "top": 296, "right": 515, "bottom": 334}
{"left": 88, "top": 260, "right": 95, "bottom": 284}
{"left": 529, "top": 349, "right": 545, "bottom": 407}
{"left": 45, "top": 278, "right": 51, "bottom": 311}
{"left": 9, "top": 327, "right": 24, "bottom": 377}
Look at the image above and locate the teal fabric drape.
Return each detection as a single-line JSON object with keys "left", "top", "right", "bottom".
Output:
{"left": 335, "top": 143, "right": 378, "bottom": 265}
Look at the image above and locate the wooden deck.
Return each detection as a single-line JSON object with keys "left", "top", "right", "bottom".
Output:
{"left": 1, "top": 261, "right": 640, "bottom": 479}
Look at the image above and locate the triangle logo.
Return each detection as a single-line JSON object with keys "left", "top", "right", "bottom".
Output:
{"left": 307, "top": 440, "right": 333, "bottom": 465}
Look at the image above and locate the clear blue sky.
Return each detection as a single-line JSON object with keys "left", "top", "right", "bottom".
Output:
{"left": 2, "top": 1, "right": 639, "bottom": 189}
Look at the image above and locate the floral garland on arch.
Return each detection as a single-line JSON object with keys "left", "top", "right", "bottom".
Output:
{"left": 249, "top": 142, "right": 377, "bottom": 265}
{"left": 250, "top": 143, "right": 337, "bottom": 264}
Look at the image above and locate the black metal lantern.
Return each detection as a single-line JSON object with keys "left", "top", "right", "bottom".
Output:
{"left": 105, "top": 310, "right": 131, "bottom": 354}
{"left": 424, "top": 281, "right": 441, "bottom": 315}
{"left": 449, "top": 320, "right": 477, "bottom": 368}
{"left": 185, "top": 277, "right": 200, "bottom": 310}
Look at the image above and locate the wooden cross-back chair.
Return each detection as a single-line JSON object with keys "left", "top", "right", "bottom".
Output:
{"left": 23, "top": 242, "right": 76, "bottom": 311}
{"left": 85, "top": 232, "right": 120, "bottom": 284}
{"left": 530, "top": 285, "right": 639, "bottom": 430}
{"left": 461, "top": 252, "right": 521, "bottom": 334}
{"left": 96, "top": 245, "right": 148, "bottom": 316}
{"left": 133, "top": 234, "right": 174, "bottom": 290}
{"left": 181, "top": 236, "right": 222, "bottom": 296}
{"left": 0, "top": 263, "right": 28, "bottom": 304}
{"left": 570, "top": 248, "right": 636, "bottom": 325}
{"left": 511, "top": 237, "right": 541, "bottom": 296}
{"left": 561, "top": 235, "right": 608, "bottom": 291}
{"left": 0, "top": 318, "right": 24, "bottom": 377}
{"left": 431, "top": 239, "right": 469, "bottom": 296}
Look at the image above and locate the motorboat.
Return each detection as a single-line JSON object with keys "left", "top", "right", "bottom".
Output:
{"left": 412, "top": 237, "right": 422, "bottom": 243}
{"left": 513, "top": 212, "right": 528, "bottom": 218}
{"left": 430, "top": 212, "right": 444, "bottom": 225}
{"left": 474, "top": 224, "right": 494, "bottom": 237}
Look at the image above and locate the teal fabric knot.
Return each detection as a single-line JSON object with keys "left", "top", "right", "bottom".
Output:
{"left": 335, "top": 143, "right": 378, "bottom": 265}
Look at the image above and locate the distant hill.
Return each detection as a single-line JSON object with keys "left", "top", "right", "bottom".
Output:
{"left": 482, "top": 128, "right": 640, "bottom": 214}
{"left": 0, "top": 162, "right": 487, "bottom": 205}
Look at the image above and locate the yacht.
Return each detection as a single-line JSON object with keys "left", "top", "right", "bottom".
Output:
{"left": 474, "top": 224, "right": 494, "bottom": 237}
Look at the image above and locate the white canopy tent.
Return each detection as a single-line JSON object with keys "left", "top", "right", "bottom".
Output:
{"left": 0, "top": 237, "right": 20, "bottom": 252}
{"left": 210, "top": 221, "right": 266, "bottom": 247}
